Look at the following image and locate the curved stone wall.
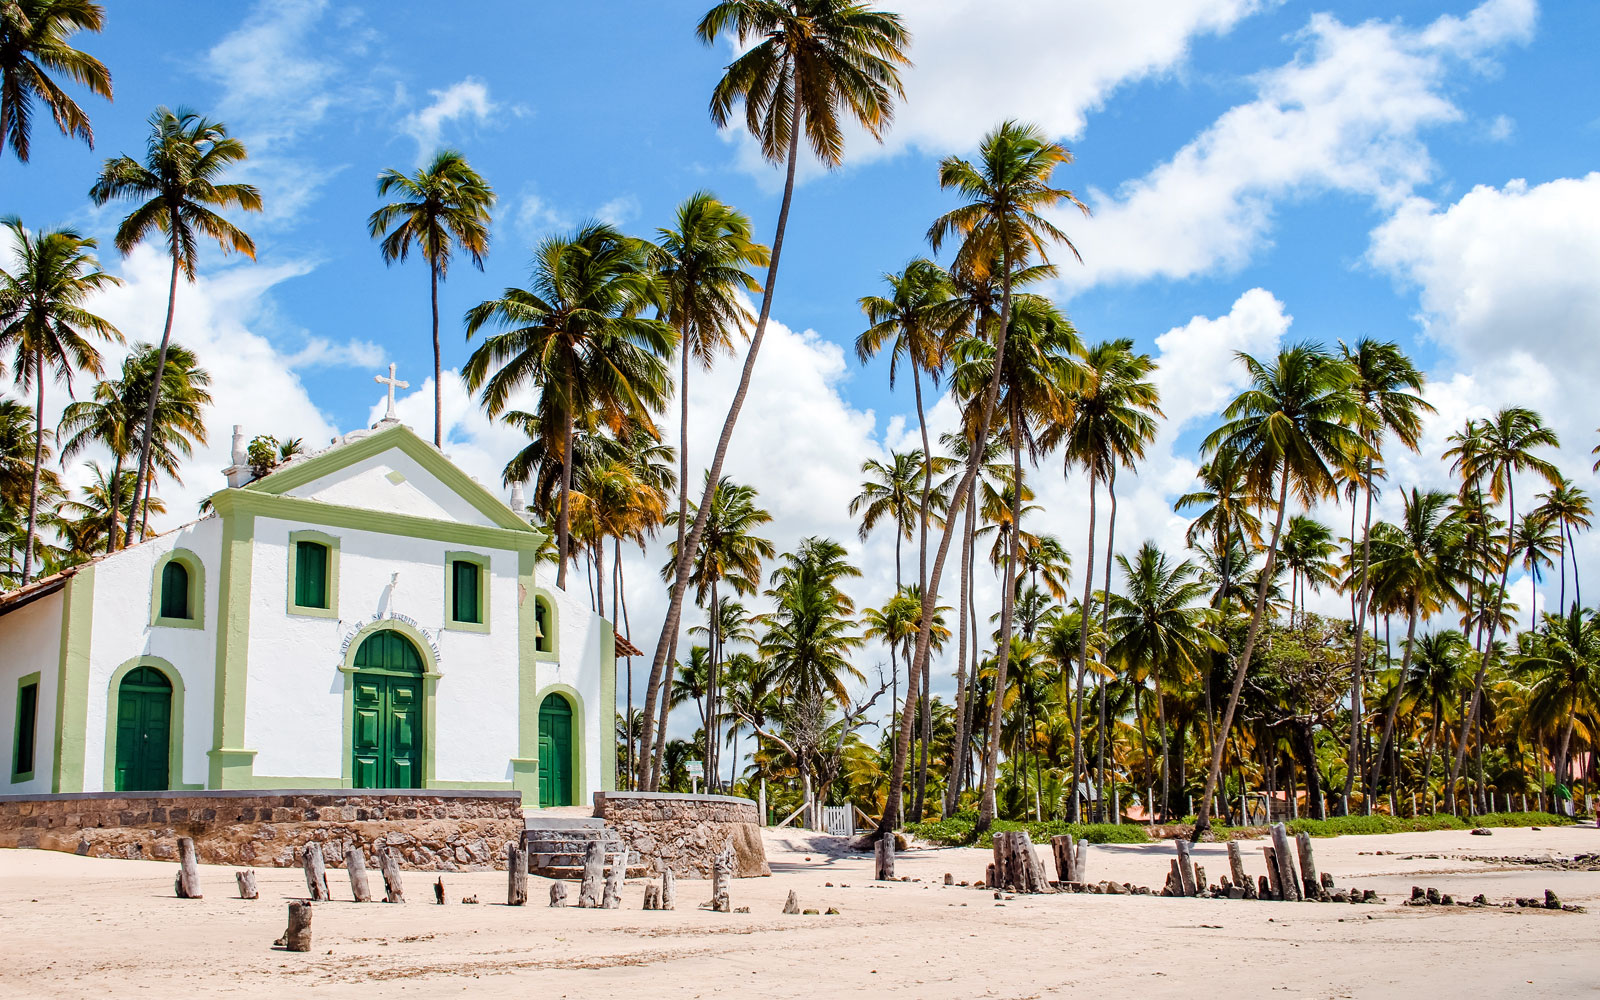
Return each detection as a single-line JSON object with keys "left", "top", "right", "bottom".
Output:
{"left": 594, "top": 790, "right": 769, "bottom": 878}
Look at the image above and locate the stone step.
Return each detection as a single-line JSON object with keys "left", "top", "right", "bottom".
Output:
{"left": 523, "top": 816, "right": 606, "bottom": 831}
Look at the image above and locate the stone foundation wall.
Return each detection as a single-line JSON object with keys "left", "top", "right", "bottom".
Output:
{"left": 595, "top": 791, "right": 769, "bottom": 878}
{"left": 0, "top": 790, "right": 525, "bottom": 870}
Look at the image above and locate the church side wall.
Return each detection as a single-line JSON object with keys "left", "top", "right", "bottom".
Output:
{"left": 245, "top": 517, "right": 520, "bottom": 787}
{"left": 81, "top": 519, "right": 223, "bottom": 793}
{"left": 0, "top": 593, "right": 64, "bottom": 794}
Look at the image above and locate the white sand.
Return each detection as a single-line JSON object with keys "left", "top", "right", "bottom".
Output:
{"left": 3, "top": 824, "right": 1599, "bottom": 998}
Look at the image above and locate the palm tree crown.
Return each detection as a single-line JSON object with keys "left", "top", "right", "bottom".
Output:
{"left": 0, "top": 0, "right": 111, "bottom": 162}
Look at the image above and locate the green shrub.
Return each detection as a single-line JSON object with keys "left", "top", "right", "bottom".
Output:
{"left": 907, "top": 816, "right": 1151, "bottom": 846}
{"left": 1285, "top": 811, "right": 1568, "bottom": 838}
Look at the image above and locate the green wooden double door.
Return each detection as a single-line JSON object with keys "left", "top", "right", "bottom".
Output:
{"left": 538, "top": 693, "right": 574, "bottom": 806}
{"left": 350, "top": 630, "right": 424, "bottom": 789}
{"left": 114, "top": 666, "right": 172, "bottom": 791}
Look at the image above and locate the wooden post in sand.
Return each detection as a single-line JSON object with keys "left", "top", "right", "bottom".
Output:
{"left": 236, "top": 870, "right": 258, "bottom": 900}
{"left": 346, "top": 849, "right": 372, "bottom": 902}
{"left": 433, "top": 877, "right": 446, "bottom": 904}
{"left": 602, "top": 854, "right": 623, "bottom": 909}
{"left": 379, "top": 849, "right": 405, "bottom": 903}
{"left": 711, "top": 843, "right": 733, "bottom": 912}
{"left": 301, "top": 843, "right": 330, "bottom": 902}
{"left": 578, "top": 841, "right": 604, "bottom": 907}
{"left": 1051, "top": 835, "right": 1076, "bottom": 882}
{"left": 506, "top": 842, "right": 528, "bottom": 906}
{"left": 1175, "top": 839, "right": 1197, "bottom": 897}
{"left": 1075, "top": 839, "right": 1089, "bottom": 884}
{"left": 992, "top": 831, "right": 1050, "bottom": 893}
{"left": 875, "top": 834, "right": 896, "bottom": 880}
{"left": 280, "top": 901, "right": 312, "bottom": 952}
{"left": 1227, "top": 840, "right": 1248, "bottom": 890}
{"left": 1270, "top": 824, "right": 1301, "bottom": 902}
{"left": 1262, "top": 846, "right": 1282, "bottom": 900}
{"left": 1294, "top": 832, "right": 1320, "bottom": 899}
{"left": 549, "top": 882, "right": 568, "bottom": 906}
{"left": 175, "top": 837, "right": 203, "bottom": 899}
{"left": 662, "top": 870, "right": 677, "bottom": 910}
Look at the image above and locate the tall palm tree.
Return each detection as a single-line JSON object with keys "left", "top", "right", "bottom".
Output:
{"left": 1518, "top": 607, "right": 1600, "bottom": 788}
{"left": 888, "top": 121, "right": 1087, "bottom": 834}
{"left": 54, "top": 460, "right": 150, "bottom": 557}
{"left": 1191, "top": 343, "right": 1364, "bottom": 837}
{"left": 0, "top": 396, "right": 58, "bottom": 574}
{"left": 758, "top": 537, "right": 864, "bottom": 704}
{"left": 464, "top": 222, "right": 674, "bottom": 589}
{"left": 0, "top": 217, "right": 120, "bottom": 582}
{"left": 1366, "top": 489, "right": 1473, "bottom": 794}
{"left": 0, "top": 0, "right": 110, "bottom": 162}
{"left": 89, "top": 107, "right": 259, "bottom": 547}
{"left": 1279, "top": 515, "right": 1337, "bottom": 625}
{"left": 1048, "top": 336, "right": 1161, "bottom": 820}
{"left": 850, "top": 450, "right": 922, "bottom": 591}
{"left": 367, "top": 148, "right": 494, "bottom": 446}
{"left": 1511, "top": 513, "right": 1561, "bottom": 630}
{"left": 1443, "top": 406, "right": 1560, "bottom": 806}
{"left": 1534, "top": 478, "right": 1592, "bottom": 614}
{"left": 1337, "top": 337, "right": 1430, "bottom": 806}
{"left": 640, "top": 0, "right": 910, "bottom": 791}
{"left": 1404, "top": 629, "right": 1470, "bottom": 809}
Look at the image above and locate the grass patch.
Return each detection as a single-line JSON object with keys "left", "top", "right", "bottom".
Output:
{"left": 1285, "top": 811, "right": 1570, "bottom": 838}
{"left": 908, "top": 814, "right": 1152, "bottom": 847}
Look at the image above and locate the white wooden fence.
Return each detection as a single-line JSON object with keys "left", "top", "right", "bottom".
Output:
{"left": 821, "top": 804, "right": 855, "bottom": 837}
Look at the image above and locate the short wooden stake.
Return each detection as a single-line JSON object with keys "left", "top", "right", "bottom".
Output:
{"left": 783, "top": 889, "right": 800, "bottom": 914}
{"left": 643, "top": 884, "right": 661, "bottom": 909}
{"left": 602, "top": 854, "right": 622, "bottom": 909}
{"left": 874, "top": 834, "right": 896, "bottom": 880}
{"left": 175, "top": 837, "right": 203, "bottom": 899}
{"left": 506, "top": 843, "right": 528, "bottom": 906}
{"left": 1270, "top": 823, "right": 1301, "bottom": 902}
{"left": 346, "top": 849, "right": 372, "bottom": 903}
{"left": 711, "top": 843, "right": 733, "bottom": 912}
{"left": 549, "top": 881, "right": 568, "bottom": 907}
{"left": 301, "top": 843, "right": 329, "bottom": 902}
{"left": 1262, "top": 846, "right": 1282, "bottom": 900}
{"left": 1226, "top": 840, "right": 1247, "bottom": 889}
{"left": 379, "top": 849, "right": 405, "bottom": 903}
{"left": 1075, "top": 839, "right": 1089, "bottom": 884}
{"left": 1175, "top": 839, "right": 1197, "bottom": 897}
{"left": 578, "top": 841, "right": 604, "bottom": 907}
{"left": 1051, "top": 835, "right": 1076, "bottom": 882}
{"left": 433, "top": 877, "right": 446, "bottom": 905}
{"left": 1294, "top": 832, "right": 1320, "bottom": 899}
{"left": 661, "top": 870, "right": 676, "bottom": 910}
{"left": 279, "top": 900, "right": 312, "bottom": 952}
{"left": 235, "top": 869, "right": 258, "bottom": 900}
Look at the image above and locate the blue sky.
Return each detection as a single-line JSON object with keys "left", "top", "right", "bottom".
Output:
{"left": 5, "top": 0, "right": 1600, "bottom": 719}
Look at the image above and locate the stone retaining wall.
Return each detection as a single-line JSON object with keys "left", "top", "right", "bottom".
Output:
{"left": 0, "top": 790, "right": 525, "bottom": 870}
{"left": 594, "top": 791, "right": 769, "bottom": 878}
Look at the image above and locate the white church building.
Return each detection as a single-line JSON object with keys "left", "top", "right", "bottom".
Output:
{"left": 0, "top": 418, "right": 619, "bottom": 808}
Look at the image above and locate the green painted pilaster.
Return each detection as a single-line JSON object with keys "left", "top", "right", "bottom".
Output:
{"left": 511, "top": 548, "right": 539, "bottom": 805}
{"left": 209, "top": 509, "right": 256, "bottom": 788}
{"left": 600, "top": 617, "right": 616, "bottom": 794}
{"left": 51, "top": 566, "right": 94, "bottom": 792}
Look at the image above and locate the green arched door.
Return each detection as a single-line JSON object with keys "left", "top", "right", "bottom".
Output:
{"left": 114, "top": 666, "right": 172, "bottom": 791}
{"left": 538, "top": 693, "right": 574, "bottom": 806}
{"left": 350, "top": 630, "right": 424, "bottom": 789}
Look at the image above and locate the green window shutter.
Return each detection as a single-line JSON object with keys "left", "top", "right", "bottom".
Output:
{"left": 159, "top": 561, "right": 189, "bottom": 619}
{"left": 296, "top": 541, "right": 328, "bottom": 609}
{"left": 14, "top": 681, "right": 37, "bottom": 776}
{"left": 534, "top": 599, "right": 551, "bottom": 652}
{"left": 452, "top": 560, "right": 480, "bottom": 623}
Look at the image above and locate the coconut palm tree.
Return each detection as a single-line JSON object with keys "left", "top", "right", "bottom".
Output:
{"left": 464, "top": 222, "right": 674, "bottom": 590}
{"left": 850, "top": 450, "right": 922, "bottom": 595}
{"left": 0, "top": 0, "right": 111, "bottom": 163}
{"left": 0, "top": 397, "right": 58, "bottom": 572}
{"left": 1191, "top": 343, "right": 1365, "bottom": 838}
{"left": 758, "top": 537, "right": 864, "bottom": 705}
{"left": 1279, "top": 515, "right": 1337, "bottom": 626}
{"left": 0, "top": 217, "right": 120, "bottom": 583}
{"left": 1518, "top": 607, "right": 1600, "bottom": 788}
{"left": 1534, "top": 478, "right": 1592, "bottom": 614}
{"left": 89, "top": 107, "right": 259, "bottom": 548}
{"left": 639, "top": 0, "right": 912, "bottom": 791}
{"left": 1403, "top": 629, "right": 1470, "bottom": 811}
{"left": 1512, "top": 513, "right": 1561, "bottom": 631}
{"left": 1048, "top": 336, "right": 1161, "bottom": 820}
{"left": 367, "top": 149, "right": 494, "bottom": 446}
{"left": 1443, "top": 406, "right": 1560, "bottom": 807}
{"left": 54, "top": 460, "right": 153, "bottom": 557}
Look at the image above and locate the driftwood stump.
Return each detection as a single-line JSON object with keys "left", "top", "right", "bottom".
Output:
{"left": 1270, "top": 824, "right": 1301, "bottom": 902}
{"left": 1194, "top": 864, "right": 1208, "bottom": 894}
{"left": 1227, "top": 840, "right": 1248, "bottom": 890}
{"left": 1257, "top": 874, "right": 1271, "bottom": 900}
{"left": 1075, "top": 839, "right": 1089, "bottom": 885}
{"left": 379, "top": 849, "right": 405, "bottom": 903}
{"left": 783, "top": 889, "right": 800, "bottom": 914}
{"left": 1295, "top": 832, "right": 1321, "bottom": 899}
{"left": 711, "top": 843, "right": 734, "bottom": 912}
{"left": 578, "top": 841, "right": 604, "bottom": 908}
{"left": 1167, "top": 858, "right": 1183, "bottom": 896}
{"left": 1051, "top": 835, "right": 1076, "bottom": 882}
{"left": 346, "top": 849, "right": 372, "bottom": 903}
{"left": 301, "top": 843, "right": 330, "bottom": 902}
{"left": 602, "top": 855, "right": 623, "bottom": 909}
{"left": 661, "top": 870, "right": 676, "bottom": 910}
{"left": 175, "top": 837, "right": 203, "bottom": 899}
{"left": 1175, "top": 839, "right": 1197, "bottom": 897}
{"left": 1262, "top": 846, "right": 1282, "bottom": 900}
{"left": 875, "top": 834, "right": 896, "bottom": 880}
{"left": 991, "top": 831, "right": 1050, "bottom": 893}
{"left": 433, "top": 877, "right": 446, "bottom": 905}
{"left": 549, "top": 882, "right": 568, "bottom": 907}
{"left": 506, "top": 843, "right": 528, "bottom": 906}
{"left": 235, "top": 870, "right": 258, "bottom": 900}
{"left": 643, "top": 884, "right": 661, "bottom": 910}
{"left": 279, "top": 901, "right": 312, "bottom": 952}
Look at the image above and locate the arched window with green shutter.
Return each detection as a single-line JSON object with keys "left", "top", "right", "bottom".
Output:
{"left": 159, "top": 561, "right": 189, "bottom": 619}
{"left": 150, "top": 549, "right": 204, "bottom": 629}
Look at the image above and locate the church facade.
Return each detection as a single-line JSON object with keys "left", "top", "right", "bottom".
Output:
{"left": 0, "top": 421, "right": 615, "bottom": 807}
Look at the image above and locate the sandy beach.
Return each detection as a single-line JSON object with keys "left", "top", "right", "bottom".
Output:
{"left": 4, "top": 825, "right": 1599, "bottom": 999}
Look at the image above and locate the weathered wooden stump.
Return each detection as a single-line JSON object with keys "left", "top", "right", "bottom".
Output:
{"left": 433, "top": 877, "right": 446, "bottom": 905}
{"left": 1262, "top": 846, "right": 1282, "bottom": 900}
{"left": 643, "top": 884, "right": 661, "bottom": 910}
{"left": 602, "top": 856, "right": 622, "bottom": 909}
{"left": 279, "top": 901, "right": 312, "bottom": 952}
{"left": 661, "top": 870, "right": 676, "bottom": 910}
{"left": 379, "top": 849, "right": 405, "bottom": 903}
{"left": 506, "top": 843, "right": 528, "bottom": 906}
{"left": 874, "top": 833, "right": 896, "bottom": 880}
{"left": 1270, "top": 824, "right": 1301, "bottom": 902}
{"left": 346, "top": 849, "right": 372, "bottom": 903}
{"left": 1227, "top": 840, "right": 1248, "bottom": 890}
{"left": 1175, "top": 839, "right": 1197, "bottom": 897}
{"left": 711, "top": 843, "right": 734, "bottom": 913}
{"left": 1075, "top": 839, "right": 1089, "bottom": 885}
{"left": 549, "top": 881, "right": 568, "bottom": 907}
{"left": 235, "top": 870, "right": 258, "bottom": 900}
{"left": 1051, "top": 835, "right": 1077, "bottom": 882}
{"left": 175, "top": 837, "right": 203, "bottom": 899}
{"left": 1257, "top": 874, "right": 1271, "bottom": 900}
{"left": 783, "top": 889, "right": 800, "bottom": 914}
{"left": 1295, "top": 832, "right": 1320, "bottom": 900}
{"left": 991, "top": 831, "right": 1050, "bottom": 893}
{"left": 944, "top": 872, "right": 954, "bottom": 886}
{"left": 578, "top": 841, "right": 604, "bottom": 908}
{"left": 1193, "top": 864, "right": 1208, "bottom": 895}
{"left": 1167, "top": 858, "right": 1184, "bottom": 896}
{"left": 301, "top": 843, "right": 330, "bottom": 902}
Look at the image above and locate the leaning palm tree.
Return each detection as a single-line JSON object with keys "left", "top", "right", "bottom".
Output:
{"left": 0, "top": 217, "right": 120, "bottom": 582}
{"left": 0, "top": 0, "right": 111, "bottom": 162}
{"left": 638, "top": 0, "right": 912, "bottom": 791}
{"left": 888, "top": 121, "right": 1088, "bottom": 835}
{"left": 1442, "top": 406, "right": 1560, "bottom": 808}
{"left": 367, "top": 148, "right": 494, "bottom": 446}
{"left": 1191, "top": 343, "right": 1365, "bottom": 838}
{"left": 464, "top": 222, "right": 674, "bottom": 590}
{"left": 89, "top": 107, "right": 259, "bottom": 548}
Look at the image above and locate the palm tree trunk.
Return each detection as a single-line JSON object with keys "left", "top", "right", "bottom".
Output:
{"left": 639, "top": 117, "right": 801, "bottom": 792}
{"left": 139, "top": 469, "right": 153, "bottom": 541}
{"left": 106, "top": 456, "right": 122, "bottom": 554}
{"left": 556, "top": 381, "right": 574, "bottom": 590}
{"left": 1450, "top": 481, "right": 1516, "bottom": 798}
{"left": 944, "top": 482, "right": 977, "bottom": 818}
{"left": 619, "top": 537, "right": 633, "bottom": 789}
{"left": 1071, "top": 458, "right": 1099, "bottom": 824}
{"left": 1372, "top": 596, "right": 1420, "bottom": 793}
{"left": 976, "top": 407, "right": 1026, "bottom": 829}
{"left": 1194, "top": 465, "right": 1291, "bottom": 839}
{"left": 916, "top": 636, "right": 931, "bottom": 819}
{"left": 1097, "top": 466, "right": 1118, "bottom": 819}
{"left": 1154, "top": 670, "right": 1169, "bottom": 821}
{"left": 1569, "top": 522, "right": 1581, "bottom": 611}
{"left": 21, "top": 356, "right": 45, "bottom": 584}
{"left": 123, "top": 248, "right": 181, "bottom": 548}
{"left": 709, "top": 578, "right": 721, "bottom": 793}
{"left": 912, "top": 366, "right": 933, "bottom": 819}
{"left": 1343, "top": 464, "right": 1375, "bottom": 804}
{"left": 431, "top": 264, "right": 442, "bottom": 447}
